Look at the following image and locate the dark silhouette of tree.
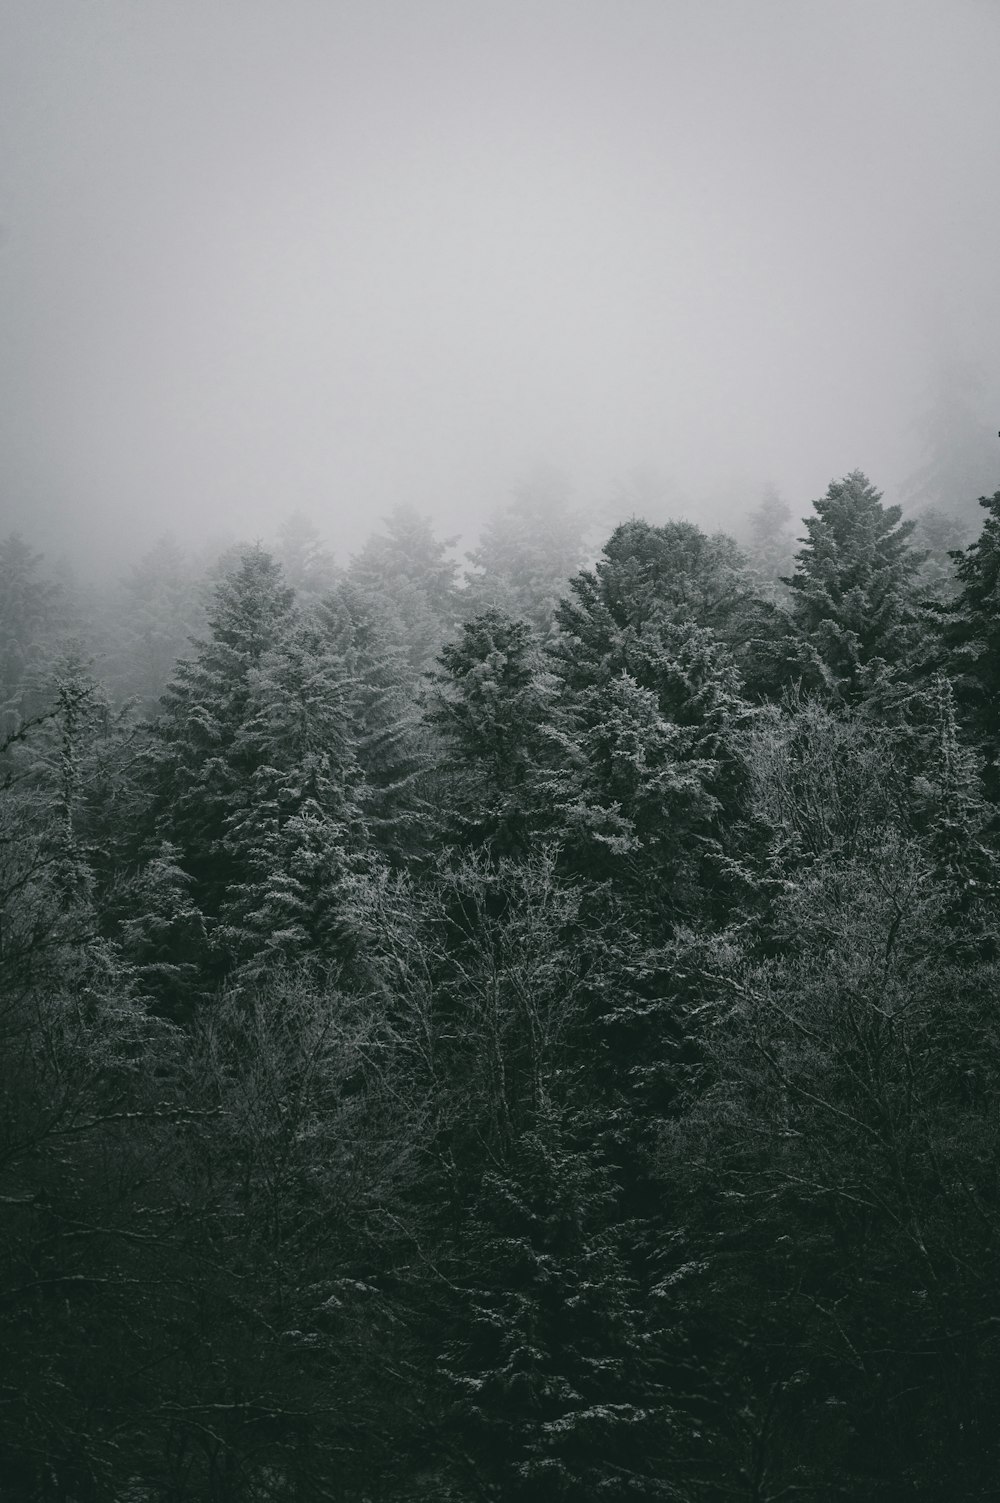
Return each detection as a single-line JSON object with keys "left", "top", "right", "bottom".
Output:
{"left": 942, "top": 489, "right": 1000, "bottom": 798}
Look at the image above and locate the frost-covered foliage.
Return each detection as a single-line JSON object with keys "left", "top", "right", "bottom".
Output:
{"left": 4, "top": 488, "right": 1000, "bottom": 1500}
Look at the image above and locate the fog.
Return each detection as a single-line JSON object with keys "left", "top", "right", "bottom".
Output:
{"left": 2, "top": 0, "right": 998, "bottom": 571}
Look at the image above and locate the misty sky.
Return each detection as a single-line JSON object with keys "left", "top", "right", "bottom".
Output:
{"left": 2, "top": 0, "right": 999, "bottom": 566}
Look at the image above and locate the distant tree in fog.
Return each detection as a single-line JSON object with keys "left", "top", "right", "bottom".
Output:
{"left": 348, "top": 505, "right": 462, "bottom": 672}
{"left": 274, "top": 510, "right": 340, "bottom": 601}
{"left": 106, "top": 534, "right": 205, "bottom": 709}
{"left": 0, "top": 533, "right": 62, "bottom": 716}
{"left": 746, "top": 484, "right": 795, "bottom": 588}
{"left": 464, "top": 466, "right": 590, "bottom": 634}
{"left": 905, "top": 361, "right": 1000, "bottom": 519}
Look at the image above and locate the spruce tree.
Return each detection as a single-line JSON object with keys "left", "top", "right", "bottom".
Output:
{"left": 320, "top": 580, "right": 436, "bottom": 866}
{"left": 215, "top": 619, "right": 372, "bottom": 980}
{"left": 942, "top": 489, "right": 1000, "bottom": 796}
{"left": 348, "top": 505, "right": 461, "bottom": 673}
{"left": 0, "top": 533, "right": 62, "bottom": 719}
{"left": 554, "top": 518, "right": 784, "bottom": 704}
{"left": 105, "top": 534, "right": 205, "bottom": 709}
{"left": 131, "top": 548, "right": 376, "bottom": 993}
{"left": 746, "top": 485, "right": 795, "bottom": 590}
{"left": 786, "top": 469, "right": 925, "bottom": 699}
{"left": 464, "top": 470, "right": 590, "bottom": 635}
{"left": 429, "top": 608, "right": 554, "bottom": 855}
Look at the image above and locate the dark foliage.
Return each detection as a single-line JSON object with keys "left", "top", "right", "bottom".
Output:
{"left": 3, "top": 483, "right": 999, "bottom": 1500}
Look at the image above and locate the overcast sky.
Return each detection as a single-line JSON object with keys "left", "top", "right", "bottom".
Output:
{"left": 1, "top": 0, "right": 998, "bottom": 567}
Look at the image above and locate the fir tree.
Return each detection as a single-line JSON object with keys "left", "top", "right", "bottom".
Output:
{"left": 137, "top": 549, "right": 299, "bottom": 987}
{"left": 0, "top": 533, "right": 62, "bottom": 720}
{"left": 554, "top": 518, "right": 785, "bottom": 704}
{"left": 465, "top": 469, "right": 590, "bottom": 636}
{"left": 319, "top": 580, "right": 437, "bottom": 866}
{"left": 430, "top": 608, "right": 554, "bottom": 855}
{"left": 942, "top": 489, "right": 1000, "bottom": 796}
{"left": 786, "top": 469, "right": 925, "bottom": 700}
{"left": 746, "top": 484, "right": 795, "bottom": 590}
{"left": 105, "top": 534, "right": 205, "bottom": 709}
{"left": 215, "top": 619, "right": 373, "bottom": 980}
{"left": 274, "top": 511, "right": 340, "bottom": 602}
{"left": 348, "top": 505, "right": 461, "bottom": 673}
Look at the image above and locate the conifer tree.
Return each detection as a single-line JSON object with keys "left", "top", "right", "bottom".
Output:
{"left": 465, "top": 469, "right": 590, "bottom": 635}
{"left": 320, "top": 580, "right": 436, "bottom": 865}
{"left": 942, "top": 489, "right": 1000, "bottom": 796}
{"left": 746, "top": 484, "right": 795, "bottom": 589}
{"left": 215, "top": 619, "right": 372, "bottom": 980}
{"left": 348, "top": 505, "right": 461, "bottom": 672}
{"left": 0, "top": 533, "right": 62, "bottom": 718}
{"left": 549, "top": 527, "right": 749, "bottom": 920}
{"left": 430, "top": 608, "right": 554, "bottom": 854}
{"left": 553, "top": 518, "right": 784, "bottom": 704}
{"left": 105, "top": 534, "right": 205, "bottom": 709}
{"left": 442, "top": 1100, "right": 673, "bottom": 1501}
{"left": 786, "top": 469, "right": 925, "bottom": 699}
{"left": 274, "top": 510, "right": 340, "bottom": 601}
{"left": 136, "top": 549, "right": 303, "bottom": 989}
{"left": 541, "top": 667, "right": 726, "bottom": 924}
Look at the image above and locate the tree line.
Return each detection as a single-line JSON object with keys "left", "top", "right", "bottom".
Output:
{"left": 1, "top": 469, "right": 999, "bottom": 1500}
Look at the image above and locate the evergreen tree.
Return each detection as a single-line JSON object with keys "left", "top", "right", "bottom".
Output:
{"left": 348, "top": 505, "right": 462, "bottom": 673}
{"left": 430, "top": 608, "right": 554, "bottom": 855}
{"left": 745, "top": 484, "right": 795, "bottom": 589}
{"left": 541, "top": 665, "right": 729, "bottom": 926}
{"left": 550, "top": 527, "right": 749, "bottom": 913}
{"left": 0, "top": 533, "right": 62, "bottom": 719}
{"left": 785, "top": 469, "right": 925, "bottom": 699}
{"left": 104, "top": 534, "right": 205, "bottom": 709}
{"left": 398, "top": 854, "right": 687, "bottom": 1500}
{"left": 273, "top": 510, "right": 340, "bottom": 602}
{"left": 136, "top": 549, "right": 299, "bottom": 990}
{"left": 554, "top": 517, "right": 787, "bottom": 703}
{"left": 941, "top": 489, "right": 1000, "bottom": 796}
{"left": 465, "top": 469, "right": 590, "bottom": 635}
{"left": 215, "top": 618, "right": 373, "bottom": 981}
{"left": 904, "top": 360, "right": 1000, "bottom": 523}
{"left": 319, "top": 579, "right": 437, "bottom": 866}
{"left": 442, "top": 1100, "right": 673, "bottom": 1501}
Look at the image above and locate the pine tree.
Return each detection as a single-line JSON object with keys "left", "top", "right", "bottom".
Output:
{"left": 746, "top": 485, "right": 795, "bottom": 590}
{"left": 104, "top": 534, "right": 205, "bottom": 709}
{"left": 137, "top": 549, "right": 298, "bottom": 988}
{"left": 465, "top": 469, "right": 590, "bottom": 636}
{"left": 215, "top": 619, "right": 373, "bottom": 980}
{"left": 319, "top": 580, "right": 437, "bottom": 866}
{"left": 429, "top": 608, "right": 554, "bottom": 855}
{"left": 554, "top": 518, "right": 785, "bottom": 704}
{"left": 442, "top": 1100, "right": 673, "bottom": 1501}
{"left": 942, "top": 489, "right": 1000, "bottom": 796}
{"left": 348, "top": 505, "right": 461, "bottom": 673}
{"left": 273, "top": 511, "right": 340, "bottom": 602}
{"left": 0, "top": 533, "right": 62, "bottom": 720}
{"left": 543, "top": 659, "right": 736, "bottom": 929}
{"left": 785, "top": 469, "right": 926, "bottom": 700}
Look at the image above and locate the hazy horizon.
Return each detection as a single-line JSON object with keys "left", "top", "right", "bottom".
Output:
{"left": 2, "top": 0, "right": 999, "bottom": 573}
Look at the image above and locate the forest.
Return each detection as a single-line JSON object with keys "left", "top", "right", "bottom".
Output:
{"left": 2, "top": 468, "right": 999, "bottom": 1502}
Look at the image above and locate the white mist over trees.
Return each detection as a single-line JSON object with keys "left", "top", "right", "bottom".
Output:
{"left": 1, "top": 0, "right": 998, "bottom": 567}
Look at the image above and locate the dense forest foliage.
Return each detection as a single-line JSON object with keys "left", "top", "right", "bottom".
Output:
{"left": 2, "top": 470, "right": 999, "bottom": 1501}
